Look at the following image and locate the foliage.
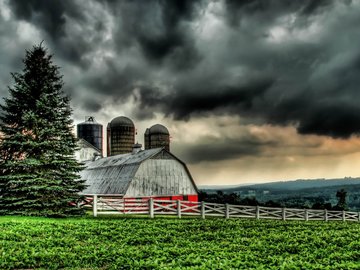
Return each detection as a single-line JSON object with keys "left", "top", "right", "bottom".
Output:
{"left": 203, "top": 180, "right": 360, "bottom": 211}
{"left": 199, "top": 191, "right": 259, "bottom": 205}
{"left": 0, "top": 44, "right": 86, "bottom": 217}
{"left": 334, "top": 189, "right": 348, "bottom": 211}
{"left": 200, "top": 188, "right": 356, "bottom": 211}
{"left": 0, "top": 216, "right": 359, "bottom": 269}
{"left": 199, "top": 191, "right": 242, "bottom": 205}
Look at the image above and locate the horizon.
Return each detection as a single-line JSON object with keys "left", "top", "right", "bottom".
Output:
{"left": 1, "top": 0, "right": 360, "bottom": 185}
{"left": 198, "top": 176, "right": 360, "bottom": 188}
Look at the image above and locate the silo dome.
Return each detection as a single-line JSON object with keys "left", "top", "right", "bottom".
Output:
{"left": 107, "top": 116, "right": 135, "bottom": 156}
{"left": 149, "top": 124, "right": 169, "bottom": 135}
{"left": 110, "top": 116, "right": 134, "bottom": 128}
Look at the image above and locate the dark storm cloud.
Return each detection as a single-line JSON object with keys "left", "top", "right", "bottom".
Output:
{"left": 8, "top": 0, "right": 96, "bottom": 64}
{"left": 300, "top": 0, "right": 334, "bottom": 15}
{"left": 2, "top": 0, "right": 360, "bottom": 141}
{"left": 135, "top": 0, "right": 199, "bottom": 62}
{"left": 132, "top": 0, "right": 360, "bottom": 139}
{"left": 179, "top": 135, "right": 266, "bottom": 164}
{"left": 136, "top": 77, "right": 275, "bottom": 120}
{"left": 86, "top": 59, "right": 142, "bottom": 97}
{"left": 224, "top": 0, "right": 334, "bottom": 25}
{"left": 106, "top": 0, "right": 203, "bottom": 70}
{"left": 81, "top": 99, "right": 102, "bottom": 112}
{"left": 173, "top": 122, "right": 328, "bottom": 164}
{"left": 174, "top": 125, "right": 325, "bottom": 164}
{"left": 5, "top": 0, "right": 205, "bottom": 108}
{"left": 9, "top": 0, "right": 81, "bottom": 39}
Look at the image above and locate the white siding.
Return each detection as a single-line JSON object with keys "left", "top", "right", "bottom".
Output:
{"left": 75, "top": 145, "right": 100, "bottom": 162}
{"left": 125, "top": 159, "right": 197, "bottom": 197}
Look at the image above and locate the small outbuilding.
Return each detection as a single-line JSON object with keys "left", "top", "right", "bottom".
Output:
{"left": 75, "top": 138, "right": 102, "bottom": 162}
{"left": 80, "top": 147, "right": 198, "bottom": 201}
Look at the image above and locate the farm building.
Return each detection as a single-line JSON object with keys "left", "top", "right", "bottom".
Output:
{"left": 80, "top": 146, "right": 198, "bottom": 201}
{"left": 75, "top": 138, "right": 102, "bottom": 162}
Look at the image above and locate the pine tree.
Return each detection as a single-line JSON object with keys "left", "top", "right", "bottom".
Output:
{"left": 334, "top": 189, "right": 348, "bottom": 211}
{"left": 0, "top": 44, "right": 86, "bottom": 216}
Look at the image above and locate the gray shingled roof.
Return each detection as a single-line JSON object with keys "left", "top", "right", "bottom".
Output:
{"left": 80, "top": 148, "right": 163, "bottom": 194}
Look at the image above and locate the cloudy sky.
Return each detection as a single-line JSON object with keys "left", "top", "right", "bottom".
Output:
{"left": 1, "top": 0, "right": 360, "bottom": 185}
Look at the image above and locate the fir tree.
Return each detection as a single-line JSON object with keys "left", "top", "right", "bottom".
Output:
{"left": 0, "top": 44, "right": 86, "bottom": 216}
{"left": 334, "top": 189, "right": 348, "bottom": 211}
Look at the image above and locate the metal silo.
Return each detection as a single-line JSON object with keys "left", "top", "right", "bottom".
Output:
{"left": 77, "top": 116, "right": 103, "bottom": 154}
{"left": 107, "top": 116, "right": 135, "bottom": 156}
{"left": 144, "top": 124, "right": 170, "bottom": 151}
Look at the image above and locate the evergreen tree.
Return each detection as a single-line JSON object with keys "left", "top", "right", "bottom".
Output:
{"left": 0, "top": 44, "right": 86, "bottom": 216}
{"left": 334, "top": 189, "right": 348, "bottom": 211}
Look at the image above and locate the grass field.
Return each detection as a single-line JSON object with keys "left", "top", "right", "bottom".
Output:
{"left": 1, "top": 216, "right": 360, "bottom": 269}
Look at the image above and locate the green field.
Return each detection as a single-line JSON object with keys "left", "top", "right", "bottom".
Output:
{"left": 1, "top": 216, "right": 359, "bottom": 269}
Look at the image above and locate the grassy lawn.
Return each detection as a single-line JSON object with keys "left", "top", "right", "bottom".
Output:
{"left": 1, "top": 215, "right": 360, "bottom": 269}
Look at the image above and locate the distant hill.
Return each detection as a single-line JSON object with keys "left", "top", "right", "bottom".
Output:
{"left": 199, "top": 177, "right": 360, "bottom": 211}
{"left": 198, "top": 184, "right": 254, "bottom": 190}
{"left": 200, "top": 177, "right": 360, "bottom": 192}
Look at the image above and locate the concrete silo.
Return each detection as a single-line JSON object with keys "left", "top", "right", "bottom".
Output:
{"left": 144, "top": 124, "right": 170, "bottom": 151}
{"left": 77, "top": 116, "right": 103, "bottom": 155}
{"left": 107, "top": 116, "right": 135, "bottom": 156}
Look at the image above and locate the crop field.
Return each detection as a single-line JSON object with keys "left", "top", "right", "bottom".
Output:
{"left": 1, "top": 216, "right": 359, "bottom": 269}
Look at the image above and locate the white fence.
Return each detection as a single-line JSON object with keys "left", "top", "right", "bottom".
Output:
{"left": 82, "top": 195, "right": 360, "bottom": 222}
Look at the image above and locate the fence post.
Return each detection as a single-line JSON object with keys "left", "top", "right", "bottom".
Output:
{"left": 201, "top": 201, "right": 205, "bottom": 219}
{"left": 282, "top": 208, "right": 286, "bottom": 221}
{"left": 93, "top": 195, "right": 98, "bottom": 217}
{"left": 325, "top": 209, "right": 328, "bottom": 222}
{"left": 225, "top": 204, "right": 230, "bottom": 219}
{"left": 256, "top": 206, "right": 260, "bottom": 220}
{"left": 358, "top": 212, "right": 360, "bottom": 222}
{"left": 305, "top": 209, "right": 308, "bottom": 221}
{"left": 177, "top": 200, "right": 181, "bottom": 219}
{"left": 149, "top": 198, "right": 154, "bottom": 218}
{"left": 342, "top": 211, "right": 346, "bottom": 222}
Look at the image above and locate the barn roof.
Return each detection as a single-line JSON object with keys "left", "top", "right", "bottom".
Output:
{"left": 80, "top": 147, "right": 198, "bottom": 195}
{"left": 84, "top": 147, "right": 161, "bottom": 169}
{"left": 80, "top": 148, "right": 166, "bottom": 195}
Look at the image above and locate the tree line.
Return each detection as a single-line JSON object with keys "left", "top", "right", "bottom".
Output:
{"left": 199, "top": 189, "right": 349, "bottom": 211}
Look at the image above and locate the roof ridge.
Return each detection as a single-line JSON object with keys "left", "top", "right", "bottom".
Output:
{"left": 78, "top": 138, "right": 102, "bottom": 153}
{"left": 85, "top": 147, "right": 163, "bottom": 168}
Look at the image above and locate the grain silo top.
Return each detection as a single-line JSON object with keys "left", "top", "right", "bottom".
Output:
{"left": 78, "top": 116, "right": 101, "bottom": 125}
{"left": 110, "top": 116, "right": 134, "bottom": 128}
{"left": 149, "top": 124, "right": 169, "bottom": 135}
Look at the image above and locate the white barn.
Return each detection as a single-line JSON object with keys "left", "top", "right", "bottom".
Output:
{"left": 80, "top": 147, "right": 198, "bottom": 201}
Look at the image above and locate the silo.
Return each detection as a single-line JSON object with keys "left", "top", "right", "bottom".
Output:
{"left": 107, "top": 116, "right": 135, "bottom": 156}
{"left": 144, "top": 128, "right": 150, "bottom": 150}
{"left": 145, "top": 124, "right": 170, "bottom": 151}
{"left": 77, "top": 116, "right": 103, "bottom": 154}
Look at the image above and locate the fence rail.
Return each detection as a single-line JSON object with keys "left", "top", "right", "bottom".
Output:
{"left": 82, "top": 195, "right": 360, "bottom": 222}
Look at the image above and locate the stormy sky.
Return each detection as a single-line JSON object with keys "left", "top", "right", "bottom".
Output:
{"left": 1, "top": 0, "right": 360, "bottom": 185}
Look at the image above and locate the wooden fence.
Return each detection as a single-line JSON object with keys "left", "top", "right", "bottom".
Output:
{"left": 82, "top": 195, "right": 360, "bottom": 222}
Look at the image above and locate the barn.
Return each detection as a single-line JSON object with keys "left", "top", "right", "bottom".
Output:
{"left": 80, "top": 146, "right": 199, "bottom": 201}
